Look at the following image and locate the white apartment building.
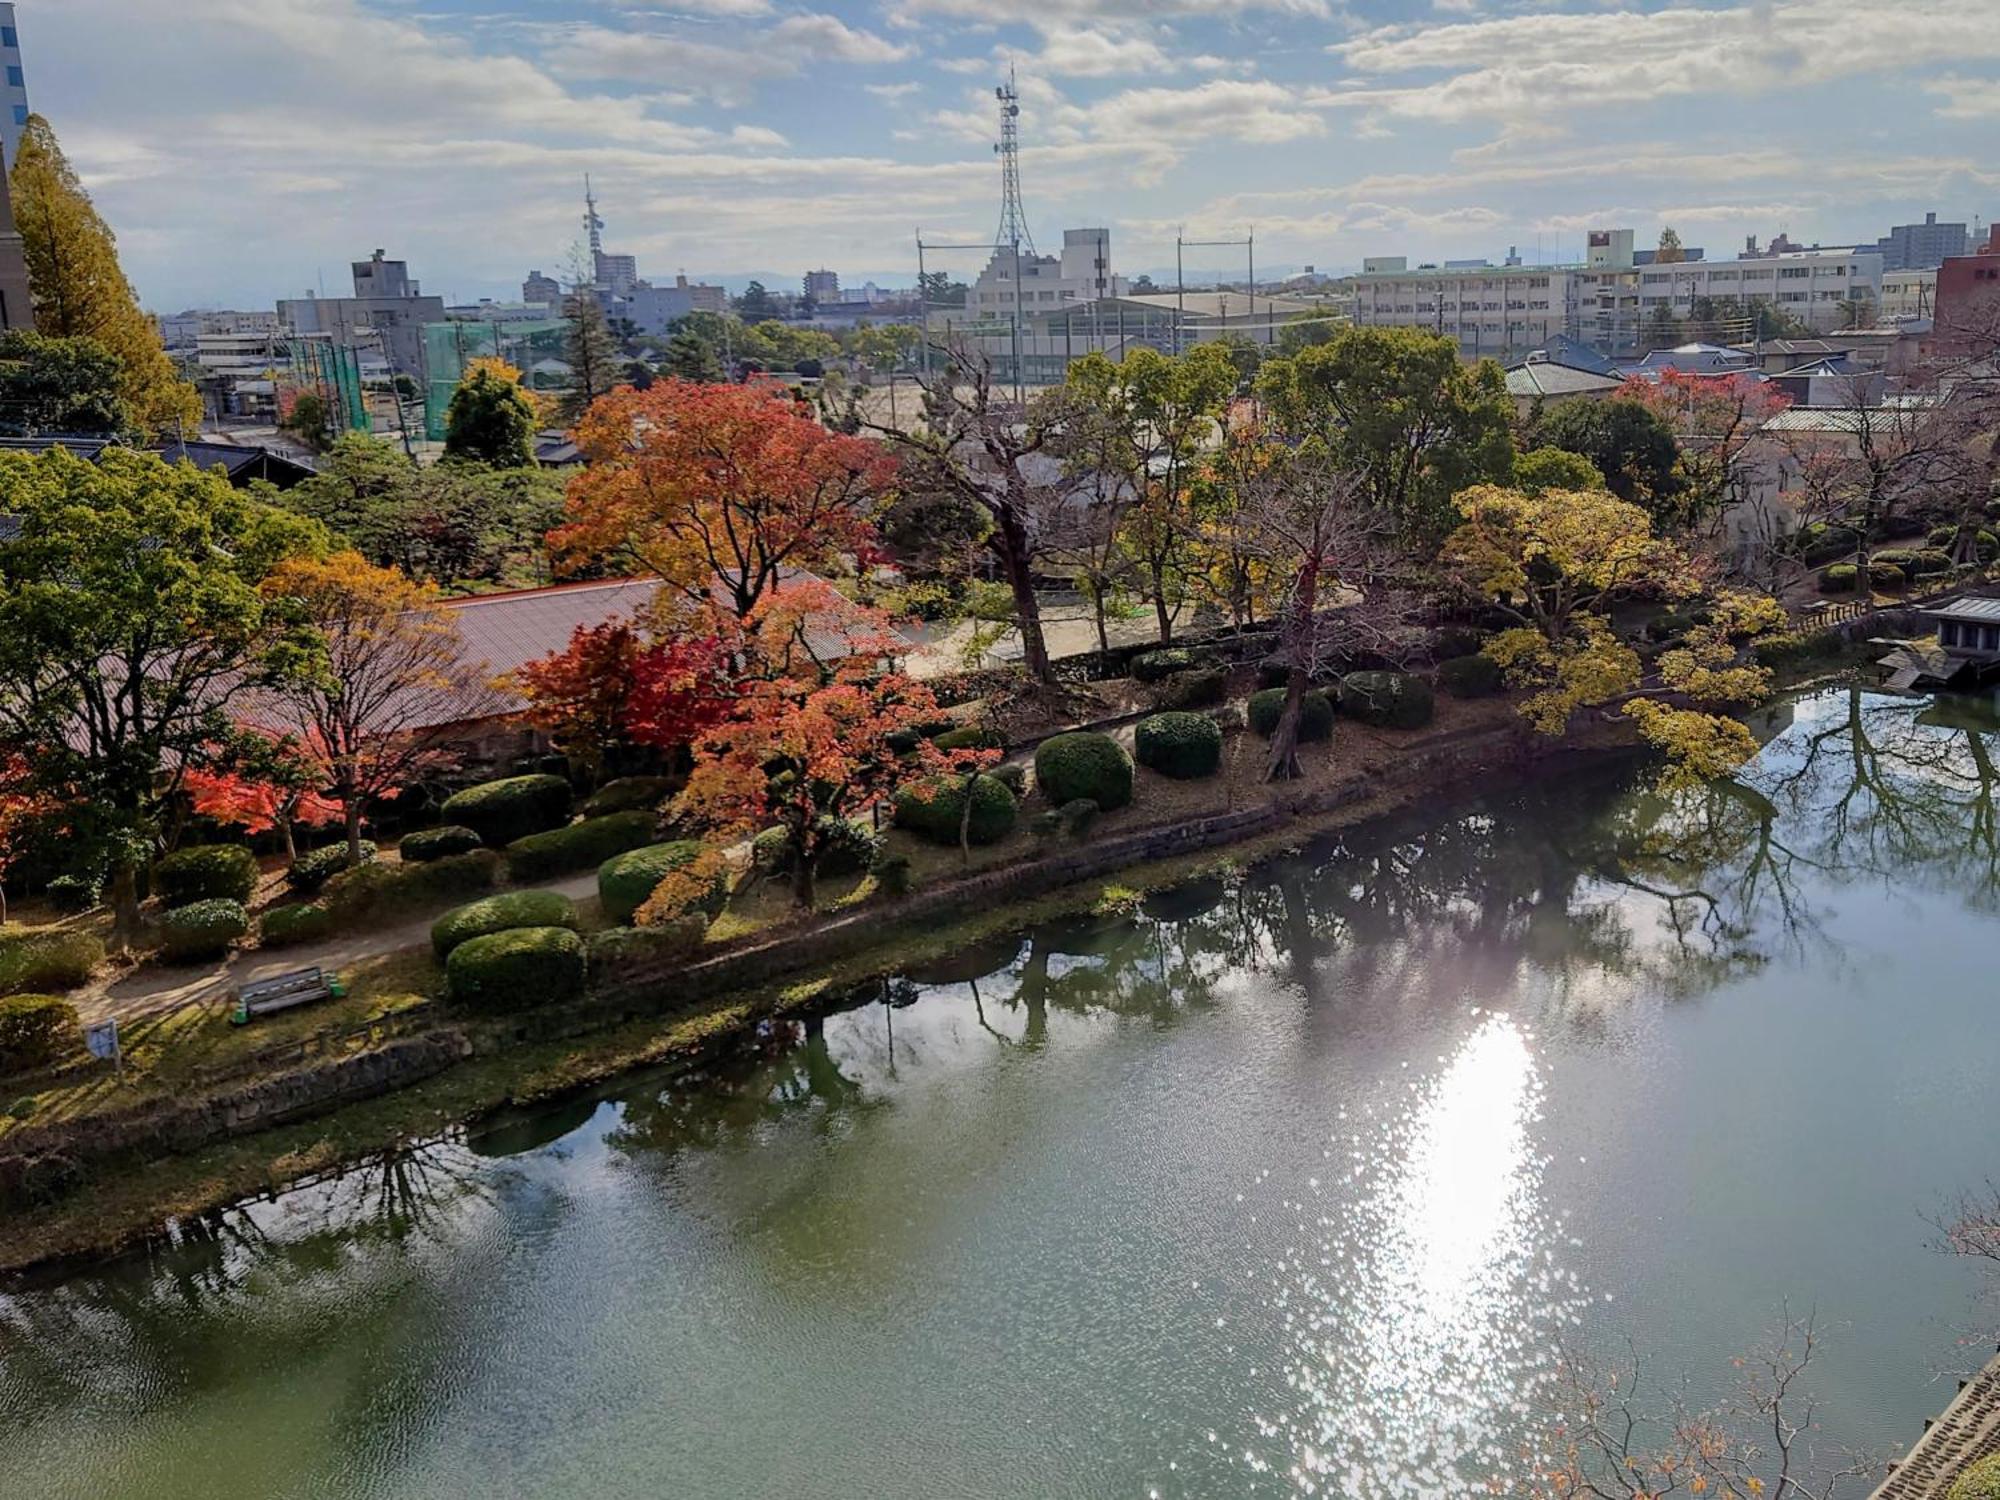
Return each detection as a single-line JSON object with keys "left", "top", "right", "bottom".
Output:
{"left": 1879, "top": 268, "right": 1936, "bottom": 323}
{"left": 967, "top": 228, "right": 1126, "bottom": 325}
{"left": 1352, "top": 230, "right": 1884, "bottom": 359}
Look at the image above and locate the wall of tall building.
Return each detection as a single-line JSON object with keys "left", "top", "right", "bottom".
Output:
{"left": 0, "top": 4, "right": 27, "bottom": 171}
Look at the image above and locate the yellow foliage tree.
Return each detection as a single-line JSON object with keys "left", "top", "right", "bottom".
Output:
{"left": 8, "top": 115, "right": 200, "bottom": 437}
{"left": 1441, "top": 485, "right": 1783, "bottom": 778}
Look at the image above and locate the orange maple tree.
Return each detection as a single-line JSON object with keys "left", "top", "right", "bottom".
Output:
{"left": 552, "top": 378, "right": 892, "bottom": 620}
{"left": 674, "top": 589, "right": 987, "bottom": 907}
{"left": 1614, "top": 370, "right": 1790, "bottom": 531}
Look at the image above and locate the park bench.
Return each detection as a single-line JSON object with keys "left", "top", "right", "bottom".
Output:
{"left": 231, "top": 966, "right": 344, "bottom": 1026}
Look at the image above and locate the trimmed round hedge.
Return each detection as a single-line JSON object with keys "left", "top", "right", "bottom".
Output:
{"left": 431, "top": 889, "right": 580, "bottom": 959}
{"left": 599, "top": 840, "right": 727, "bottom": 926}
{"left": 287, "top": 840, "right": 376, "bottom": 894}
{"left": 1131, "top": 647, "right": 1209, "bottom": 683}
{"left": 446, "top": 926, "right": 585, "bottom": 1012}
{"left": 1034, "top": 732, "right": 1133, "bottom": 811}
{"left": 1436, "top": 654, "right": 1503, "bottom": 699}
{"left": 440, "top": 774, "right": 574, "bottom": 847}
{"left": 398, "top": 825, "right": 483, "bottom": 864}
{"left": 1248, "top": 687, "right": 1334, "bottom": 741}
{"left": 1950, "top": 1456, "right": 2000, "bottom": 1500}
{"left": 1134, "top": 712, "right": 1223, "bottom": 780}
{"left": 1340, "top": 671, "right": 1435, "bottom": 730}
{"left": 261, "top": 902, "right": 336, "bottom": 948}
{"left": 0, "top": 993, "right": 77, "bottom": 1076}
{"left": 894, "top": 774, "right": 1019, "bottom": 846}
{"left": 505, "top": 811, "right": 658, "bottom": 883}
{"left": 155, "top": 843, "right": 259, "bottom": 906}
{"left": 1158, "top": 667, "right": 1227, "bottom": 709}
{"left": 323, "top": 850, "right": 500, "bottom": 919}
{"left": 1868, "top": 560, "right": 1906, "bottom": 588}
{"left": 1819, "top": 562, "right": 1858, "bottom": 593}
{"left": 580, "top": 776, "right": 676, "bottom": 818}
{"left": 0, "top": 928, "right": 104, "bottom": 998}
{"left": 156, "top": 899, "right": 250, "bottom": 962}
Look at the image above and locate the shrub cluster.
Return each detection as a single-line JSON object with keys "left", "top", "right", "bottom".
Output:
{"left": 586, "top": 917, "right": 707, "bottom": 986}
{"left": 1157, "top": 667, "right": 1226, "bottom": 709}
{"left": 399, "top": 825, "right": 483, "bottom": 864}
{"left": 1255, "top": 657, "right": 1292, "bottom": 690}
{"left": 1819, "top": 563, "right": 1858, "bottom": 594}
{"left": 155, "top": 843, "right": 259, "bottom": 906}
{"left": 1872, "top": 546, "right": 1952, "bottom": 578}
{"left": 1247, "top": 687, "right": 1334, "bottom": 741}
{"left": 1435, "top": 654, "right": 1503, "bottom": 699}
{"left": 1131, "top": 647, "right": 1209, "bottom": 683}
{"left": 287, "top": 840, "right": 376, "bottom": 894}
{"left": 260, "top": 902, "right": 337, "bottom": 948}
{"left": 751, "top": 817, "right": 878, "bottom": 876}
{"left": 872, "top": 850, "right": 914, "bottom": 896}
{"left": 440, "top": 774, "right": 574, "bottom": 847}
{"left": 45, "top": 875, "right": 101, "bottom": 914}
{"left": 156, "top": 899, "right": 250, "bottom": 962}
{"left": 1950, "top": 1456, "right": 2000, "bottom": 1500}
{"left": 505, "top": 811, "right": 658, "bottom": 883}
{"left": 321, "top": 849, "right": 500, "bottom": 920}
{"left": 446, "top": 926, "right": 586, "bottom": 1012}
{"left": 1868, "top": 560, "right": 1906, "bottom": 589}
{"left": 0, "top": 928, "right": 104, "bottom": 997}
{"left": 0, "top": 994, "right": 77, "bottom": 1076}
{"left": 1752, "top": 628, "right": 1843, "bottom": 672}
{"left": 432, "top": 889, "right": 580, "bottom": 959}
{"left": 1034, "top": 732, "right": 1133, "bottom": 811}
{"left": 1134, "top": 712, "right": 1223, "bottom": 779}
{"left": 932, "top": 724, "right": 1003, "bottom": 752}
{"left": 1340, "top": 671, "right": 1436, "bottom": 730}
{"left": 893, "top": 774, "right": 1019, "bottom": 846}
{"left": 599, "top": 840, "right": 727, "bottom": 926}
{"left": 580, "top": 776, "right": 676, "bottom": 818}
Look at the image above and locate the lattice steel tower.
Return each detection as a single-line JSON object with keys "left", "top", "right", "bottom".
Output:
{"left": 583, "top": 175, "right": 605, "bottom": 259}
{"left": 993, "top": 67, "right": 1034, "bottom": 255}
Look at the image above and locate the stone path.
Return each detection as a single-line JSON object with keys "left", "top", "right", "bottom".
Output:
{"left": 1872, "top": 1347, "right": 2000, "bottom": 1498}
{"left": 75, "top": 868, "right": 602, "bottom": 1028}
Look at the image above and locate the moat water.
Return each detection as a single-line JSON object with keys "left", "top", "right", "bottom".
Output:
{"left": 4, "top": 688, "right": 2000, "bottom": 1499}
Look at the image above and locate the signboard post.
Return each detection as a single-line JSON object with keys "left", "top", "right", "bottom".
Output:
{"left": 84, "top": 1018, "right": 121, "bottom": 1079}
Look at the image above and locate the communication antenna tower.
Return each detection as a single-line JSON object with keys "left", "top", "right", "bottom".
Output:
{"left": 993, "top": 67, "right": 1034, "bottom": 255}
{"left": 584, "top": 175, "right": 605, "bottom": 260}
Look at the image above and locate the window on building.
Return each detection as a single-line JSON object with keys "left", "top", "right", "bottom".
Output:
{"left": 1780, "top": 267, "right": 1811, "bottom": 278}
{"left": 5, "top": 66, "right": 20, "bottom": 87}
{"left": 10, "top": 105, "right": 24, "bottom": 127}
{"left": 1, "top": 27, "right": 17, "bottom": 48}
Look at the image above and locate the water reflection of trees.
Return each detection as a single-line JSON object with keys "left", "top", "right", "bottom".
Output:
{"left": 611, "top": 689, "right": 1998, "bottom": 1156}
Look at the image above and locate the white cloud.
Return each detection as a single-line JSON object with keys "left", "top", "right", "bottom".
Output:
{"left": 1002, "top": 25, "right": 1173, "bottom": 78}
{"left": 865, "top": 81, "right": 923, "bottom": 99}
{"left": 547, "top": 14, "right": 911, "bottom": 101}
{"left": 1086, "top": 78, "right": 1329, "bottom": 145}
{"left": 887, "top": 0, "right": 1330, "bottom": 22}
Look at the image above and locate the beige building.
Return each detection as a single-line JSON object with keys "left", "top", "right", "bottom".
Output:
{"left": 1879, "top": 268, "right": 1936, "bottom": 323}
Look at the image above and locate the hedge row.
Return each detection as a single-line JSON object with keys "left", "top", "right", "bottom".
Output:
{"left": 399, "top": 825, "right": 483, "bottom": 864}
{"left": 599, "top": 841, "right": 727, "bottom": 926}
{"left": 0, "top": 994, "right": 77, "bottom": 1076}
{"left": 1131, "top": 647, "right": 1211, "bottom": 683}
{"left": 155, "top": 844, "right": 259, "bottom": 906}
{"left": 0, "top": 928, "right": 103, "bottom": 998}
{"left": 260, "top": 902, "right": 338, "bottom": 948}
{"left": 580, "top": 776, "right": 676, "bottom": 818}
{"left": 157, "top": 899, "right": 250, "bottom": 962}
{"left": 1134, "top": 712, "right": 1222, "bottom": 779}
{"left": 893, "top": 774, "right": 1019, "bottom": 846}
{"left": 287, "top": 840, "right": 376, "bottom": 894}
{"left": 440, "top": 774, "right": 573, "bottom": 847}
{"left": 1248, "top": 687, "right": 1334, "bottom": 741}
{"left": 1034, "top": 732, "right": 1133, "bottom": 811}
{"left": 505, "top": 811, "right": 658, "bottom": 883}
{"left": 432, "top": 889, "right": 580, "bottom": 959}
{"left": 586, "top": 917, "right": 707, "bottom": 986}
{"left": 446, "top": 926, "right": 586, "bottom": 1012}
{"left": 1340, "top": 671, "right": 1435, "bottom": 730}
{"left": 1436, "top": 654, "right": 1503, "bottom": 699}
{"left": 321, "top": 849, "right": 501, "bottom": 919}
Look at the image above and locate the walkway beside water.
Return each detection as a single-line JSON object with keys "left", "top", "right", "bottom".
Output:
{"left": 1872, "top": 1348, "right": 2000, "bottom": 1499}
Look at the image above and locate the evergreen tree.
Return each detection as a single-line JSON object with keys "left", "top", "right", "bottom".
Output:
{"left": 560, "top": 288, "right": 621, "bottom": 423}
{"left": 663, "top": 328, "right": 724, "bottom": 382}
{"left": 1655, "top": 226, "right": 1687, "bottom": 264}
{"left": 443, "top": 357, "right": 538, "bottom": 466}
{"left": 8, "top": 115, "right": 201, "bottom": 437}
{"left": 0, "top": 330, "right": 130, "bottom": 435}
{"left": 735, "top": 279, "right": 776, "bottom": 319}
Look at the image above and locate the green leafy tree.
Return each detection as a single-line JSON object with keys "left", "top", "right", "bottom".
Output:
{"left": 918, "top": 270, "right": 967, "bottom": 308}
{"left": 280, "top": 389, "right": 333, "bottom": 452}
{"left": 1255, "top": 327, "right": 1514, "bottom": 544}
{"left": 663, "top": 328, "right": 724, "bottom": 383}
{"left": 1531, "top": 397, "right": 1683, "bottom": 518}
{"left": 735, "top": 280, "right": 777, "bottom": 320}
{"left": 0, "top": 449, "right": 323, "bottom": 944}
{"left": 560, "top": 287, "right": 623, "bottom": 423}
{"left": 0, "top": 330, "right": 130, "bottom": 435}
{"left": 1512, "top": 445, "right": 1607, "bottom": 495}
{"left": 284, "top": 433, "right": 564, "bottom": 587}
{"left": 8, "top": 115, "right": 201, "bottom": 437}
{"left": 443, "top": 358, "right": 538, "bottom": 467}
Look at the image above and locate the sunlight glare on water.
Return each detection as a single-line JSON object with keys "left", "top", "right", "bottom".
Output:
{"left": 1215, "top": 1012, "right": 1587, "bottom": 1497}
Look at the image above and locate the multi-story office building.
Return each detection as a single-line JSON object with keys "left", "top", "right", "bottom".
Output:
{"left": 1352, "top": 228, "right": 1882, "bottom": 359}
{"left": 0, "top": 124, "right": 28, "bottom": 331}
{"left": 277, "top": 250, "right": 445, "bottom": 378}
{"left": 522, "top": 270, "right": 562, "bottom": 310}
{"left": 803, "top": 268, "right": 840, "bottom": 302}
{"left": 1875, "top": 213, "right": 1968, "bottom": 272}
{"left": 0, "top": 4, "right": 26, "bottom": 170}
{"left": 967, "top": 228, "right": 1125, "bottom": 326}
{"left": 593, "top": 251, "right": 638, "bottom": 298}
{"left": 1879, "top": 269, "right": 1937, "bottom": 323}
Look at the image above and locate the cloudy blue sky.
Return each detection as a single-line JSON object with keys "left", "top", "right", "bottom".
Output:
{"left": 22, "top": 0, "right": 2000, "bottom": 310}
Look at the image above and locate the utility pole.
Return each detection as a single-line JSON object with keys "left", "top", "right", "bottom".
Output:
{"left": 1178, "top": 233, "right": 1252, "bottom": 354}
